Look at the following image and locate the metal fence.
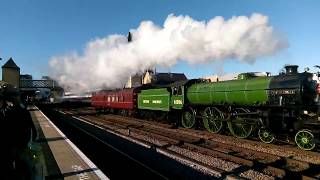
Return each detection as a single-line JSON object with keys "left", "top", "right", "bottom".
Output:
{"left": 20, "top": 80, "right": 57, "bottom": 89}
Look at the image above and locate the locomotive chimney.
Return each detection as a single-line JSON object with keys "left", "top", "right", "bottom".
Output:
{"left": 284, "top": 65, "right": 299, "bottom": 74}
{"left": 128, "top": 32, "right": 132, "bottom": 43}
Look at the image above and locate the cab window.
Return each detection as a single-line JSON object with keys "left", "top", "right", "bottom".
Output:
{"left": 172, "top": 86, "right": 183, "bottom": 95}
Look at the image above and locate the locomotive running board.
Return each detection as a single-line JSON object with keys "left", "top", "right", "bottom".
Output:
{"left": 231, "top": 112, "right": 260, "bottom": 116}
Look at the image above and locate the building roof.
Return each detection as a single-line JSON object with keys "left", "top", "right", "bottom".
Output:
{"left": 152, "top": 73, "right": 187, "bottom": 85}
{"left": 2, "top": 58, "right": 20, "bottom": 69}
{"left": 20, "top": 74, "right": 33, "bottom": 80}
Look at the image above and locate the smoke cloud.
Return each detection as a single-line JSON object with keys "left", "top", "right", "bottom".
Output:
{"left": 49, "top": 13, "right": 287, "bottom": 92}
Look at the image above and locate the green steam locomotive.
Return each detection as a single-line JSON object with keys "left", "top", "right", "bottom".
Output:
{"left": 137, "top": 65, "right": 320, "bottom": 150}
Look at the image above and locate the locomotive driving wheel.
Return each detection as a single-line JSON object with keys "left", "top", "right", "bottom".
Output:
{"left": 227, "top": 108, "right": 253, "bottom": 138}
{"left": 295, "top": 129, "right": 316, "bottom": 151}
{"left": 203, "top": 107, "right": 224, "bottom": 133}
{"left": 181, "top": 108, "right": 196, "bottom": 129}
{"left": 258, "top": 127, "right": 274, "bottom": 143}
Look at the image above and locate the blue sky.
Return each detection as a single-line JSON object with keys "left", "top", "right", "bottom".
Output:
{"left": 0, "top": 0, "right": 319, "bottom": 79}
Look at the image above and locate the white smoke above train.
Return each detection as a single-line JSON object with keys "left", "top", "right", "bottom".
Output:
{"left": 49, "top": 13, "right": 288, "bottom": 92}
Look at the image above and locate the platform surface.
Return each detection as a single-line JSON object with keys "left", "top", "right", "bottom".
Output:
{"left": 29, "top": 105, "right": 108, "bottom": 180}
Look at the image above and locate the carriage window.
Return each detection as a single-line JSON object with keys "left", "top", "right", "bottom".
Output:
{"left": 112, "top": 97, "right": 115, "bottom": 102}
{"left": 107, "top": 97, "right": 110, "bottom": 102}
{"left": 116, "top": 97, "right": 119, "bottom": 102}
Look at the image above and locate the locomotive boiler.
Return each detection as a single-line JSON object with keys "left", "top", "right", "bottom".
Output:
{"left": 182, "top": 65, "right": 319, "bottom": 150}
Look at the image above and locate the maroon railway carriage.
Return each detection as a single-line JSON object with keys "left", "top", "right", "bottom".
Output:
{"left": 91, "top": 88, "right": 139, "bottom": 115}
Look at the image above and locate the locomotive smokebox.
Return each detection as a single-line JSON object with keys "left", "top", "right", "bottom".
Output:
{"left": 284, "top": 65, "right": 299, "bottom": 74}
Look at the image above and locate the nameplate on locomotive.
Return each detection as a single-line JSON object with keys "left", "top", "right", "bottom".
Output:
{"left": 152, "top": 100, "right": 162, "bottom": 104}
{"left": 271, "top": 89, "right": 296, "bottom": 95}
{"left": 174, "top": 100, "right": 183, "bottom": 105}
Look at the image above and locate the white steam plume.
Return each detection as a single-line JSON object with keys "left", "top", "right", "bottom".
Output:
{"left": 49, "top": 13, "right": 287, "bottom": 92}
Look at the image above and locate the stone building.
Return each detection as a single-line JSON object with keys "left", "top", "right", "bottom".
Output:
{"left": 125, "top": 69, "right": 187, "bottom": 88}
{"left": 2, "top": 58, "right": 20, "bottom": 88}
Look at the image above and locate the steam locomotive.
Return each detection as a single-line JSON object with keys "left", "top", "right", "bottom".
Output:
{"left": 92, "top": 65, "right": 320, "bottom": 150}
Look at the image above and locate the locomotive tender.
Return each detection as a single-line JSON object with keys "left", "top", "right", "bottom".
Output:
{"left": 92, "top": 65, "right": 320, "bottom": 150}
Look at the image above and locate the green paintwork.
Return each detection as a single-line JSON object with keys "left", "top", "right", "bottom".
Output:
{"left": 171, "top": 95, "right": 184, "bottom": 109}
{"left": 181, "top": 110, "right": 196, "bottom": 128}
{"left": 295, "top": 130, "right": 316, "bottom": 150}
{"left": 203, "top": 107, "right": 224, "bottom": 133}
{"left": 227, "top": 117, "right": 253, "bottom": 138}
{"left": 258, "top": 128, "right": 274, "bottom": 143}
{"left": 186, "top": 77, "right": 272, "bottom": 105}
{"left": 138, "top": 88, "right": 170, "bottom": 111}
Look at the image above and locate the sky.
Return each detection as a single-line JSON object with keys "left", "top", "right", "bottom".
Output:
{"left": 0, "top": 0, "right": 319, "bottom": 81}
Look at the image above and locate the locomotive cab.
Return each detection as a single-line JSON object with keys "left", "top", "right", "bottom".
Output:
{"left": 171, "top": 86, "right": 184, "bottom": 109}
{"left": 170, "top": 81, "right": 189, "bottom": 110}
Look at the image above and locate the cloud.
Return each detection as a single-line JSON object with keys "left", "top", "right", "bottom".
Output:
{"left": 49, "top": 13, "right": 288, "bottom": 93}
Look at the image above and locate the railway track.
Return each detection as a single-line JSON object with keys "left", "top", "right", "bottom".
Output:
{"left": 58, "top": 107, "right": 320, "bottom": 179}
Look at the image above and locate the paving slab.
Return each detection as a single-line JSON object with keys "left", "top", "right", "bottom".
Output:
{"left": 29, "top": 105, "right": 108, "bottom": 180}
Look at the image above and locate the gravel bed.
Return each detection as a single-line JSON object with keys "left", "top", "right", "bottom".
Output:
{"left": 234, "top": 150, "right": 280, "bottom": 164}
{"left": 174, "top": 127, "right": 320, "bottom": 164}
{"left": 198, "top": 133, "right": 320, "bottom": 165}
{"left": 95, "top": 121, "right": 170, "bottom": 147}
{"left": 129, "top": 132, "right": 169, "bottom": 146}
{"left": 113, "top": 127, "right": 129, "bottom": 135}
{"left": 159, "top": 149, "right": 222, "bottom": 177}
{"left": 240, "top": 170, "right": 274, "bottom": 180}
{"left": 285, "top": 160, "right": 310, "bottom": 172}
{"left": 74, "top": 112, "right": 319, "bottom": 174}
{"left": 168, "top": 145, "right": 240, "bottom": 172}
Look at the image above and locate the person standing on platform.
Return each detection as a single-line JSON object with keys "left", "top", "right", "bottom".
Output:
{"left": 0, "top": 84, "right": 15, "bottom": 179}
{"left": 0, "top": 83, "right": 37, "bottom": 179}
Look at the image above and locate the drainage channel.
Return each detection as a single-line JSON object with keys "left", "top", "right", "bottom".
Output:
{"left": 40, "top": 106, "right": 216, "bottom": 180}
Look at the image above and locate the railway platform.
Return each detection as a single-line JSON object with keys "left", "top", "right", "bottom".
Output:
{"left": 28, "top": 105, "right": 108, "bottom": 179}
